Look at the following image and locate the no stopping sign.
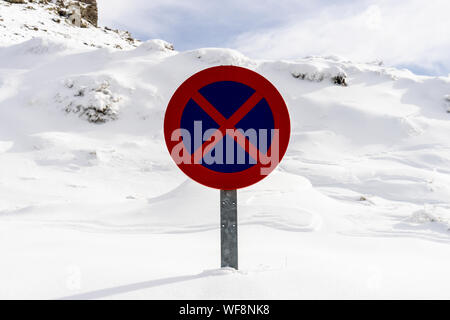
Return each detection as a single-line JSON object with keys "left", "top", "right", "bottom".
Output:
{"left": 164, "top": 66, "right": 290, "bottom": 190}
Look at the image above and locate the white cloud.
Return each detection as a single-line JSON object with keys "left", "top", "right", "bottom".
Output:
{"left": 97, "top": 0, "right": 322, "bottom": 44}
{"left": 97, "top": 0, "right": 194, "bottom": 35}
{"left": 231, "top": 0, "right": 450, "bottom": 75}
{"left": 97, "top": 0, "right": 450, "bottom": 75}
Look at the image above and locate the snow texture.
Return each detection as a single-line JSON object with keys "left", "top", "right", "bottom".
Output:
{"left": 1, "top": 0, "right": 450, "bottom": 300}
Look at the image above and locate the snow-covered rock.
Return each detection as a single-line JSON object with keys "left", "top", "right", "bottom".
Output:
{"left": 56, "top": 77, "right": 123, "bottom": 123}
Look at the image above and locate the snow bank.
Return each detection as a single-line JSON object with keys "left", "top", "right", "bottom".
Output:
{"left": 135, "top": 39, "right": 175, "bottom": 53}
{"left": 261, "top": 60, "right": 347, "bottom": 85}
{"left": 10, "top": 37, "right": 70, "bottom": 55}
{"left": 181, "top": 48, "right": 255, "bottom": 67}
{"left": 1, "top": 38, "right": 449, "bottom": 239}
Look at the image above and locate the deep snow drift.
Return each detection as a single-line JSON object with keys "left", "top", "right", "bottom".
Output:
{"left": 1, "top": 0, "right": 450, "bottom": 299}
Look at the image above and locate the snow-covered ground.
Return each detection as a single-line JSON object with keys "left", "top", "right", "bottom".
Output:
{"left": 1, "top": 0, "right": 450, "bottom": 300}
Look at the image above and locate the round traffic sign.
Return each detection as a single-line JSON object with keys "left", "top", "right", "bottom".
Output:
{"left": 164, "top": 66, "right": 290, "bottom": 190}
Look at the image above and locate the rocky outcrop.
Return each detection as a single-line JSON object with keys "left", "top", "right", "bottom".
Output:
{"left": 58, "top": 0, "right": 98, "bottom": 27}
{"left": 3, "top": 0, "right": 98, "bottom": 27}
{"left": 79, "top": 0, "right": 98, "bottom": 27}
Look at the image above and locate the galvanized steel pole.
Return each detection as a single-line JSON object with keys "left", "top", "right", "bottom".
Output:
{"left": 220, "top": 190, "right": 238, "bottom": 269}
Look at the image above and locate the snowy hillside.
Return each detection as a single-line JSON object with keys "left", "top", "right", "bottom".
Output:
{"left": 1, "top": 0, "right": 450, "bottom": 300}
{"left": 0, "top": 0, "right": 139, "bottom": 49}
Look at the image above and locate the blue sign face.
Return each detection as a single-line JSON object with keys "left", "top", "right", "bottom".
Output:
{"left": 180, "top": 80, "right": 275, "bottom": 173}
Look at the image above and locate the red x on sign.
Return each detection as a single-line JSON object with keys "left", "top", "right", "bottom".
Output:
{"left": 164, "top": 66, "right": 290, "bottom": 190}
{"left": 190, "top": 90, "right": 265, "bottom": 165}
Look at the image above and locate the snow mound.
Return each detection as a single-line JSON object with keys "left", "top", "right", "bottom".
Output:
{"left": 10, "top": 37, "right": 70, "bottom": 55}
{"left": 56, "top": 76, "right": 124, "bottom": 123}
{"left": 182, "top": 48, "right": 255, "bottom": 67}
{"left": 406, "top": 206, "right": 450, "bottom": 232}
{"left": 140, "top": 172, "right": 325, "bottom": 233}
{"left": 0, "top": 37, "right": 74, "bottom": 68}
{"left": 261, "top": 60, "right": 347, "bottom": 85}
{"left": 136, "top": 39, "right": 175, "bottom": 53}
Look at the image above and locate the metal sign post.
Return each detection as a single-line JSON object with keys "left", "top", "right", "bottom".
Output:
{"left": 220, "top": 190, "right": 238, "bottom": 269}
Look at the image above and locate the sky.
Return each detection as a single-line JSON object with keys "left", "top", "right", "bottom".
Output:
{"left": 98, "top": 0, "right": 450, "bottom": 76}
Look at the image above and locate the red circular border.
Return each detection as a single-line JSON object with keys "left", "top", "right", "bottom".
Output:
{"left": 164, "top": 66, "right": 290, "bottom": 190}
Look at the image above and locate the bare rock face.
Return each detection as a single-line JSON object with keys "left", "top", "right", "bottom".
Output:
{"left": 61, "top": 0, "right": 98, "bottom": 27}
{"left": 79, "top": 0, "right": 98, "bottom": 27}
{"left": 4, "top": 0, "right": 26, "bottom": 3}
